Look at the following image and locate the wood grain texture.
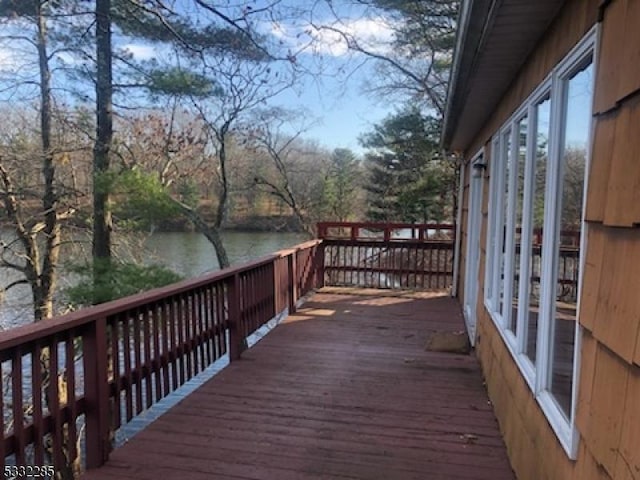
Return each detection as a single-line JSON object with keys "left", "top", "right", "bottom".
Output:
{"left": 602, "top": 96, "right": 640, "bottom": 226}
{"left": 593, "top": 0, "right": 627, "bottom": 114}
{"left": 615, "top": 367, "right": 640, "bottom": 480}
{"left": 590, "top": 228, "right": 640, "bottom": 362}
{"left": 584, "top": 115, "right": 616, "bottom": 223}
{"left": 82, "top": 291, "right": 515, "bottom": 480}
{"left": 582, "top": 345, "right": 628, "bottom": 477}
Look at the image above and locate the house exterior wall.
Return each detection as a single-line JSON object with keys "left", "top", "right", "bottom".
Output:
{"left": 456, "top": 0, "right": 640, "bottom": 478}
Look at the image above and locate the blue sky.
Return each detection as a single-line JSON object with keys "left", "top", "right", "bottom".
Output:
{"left": 270, "top": 67, "right": 393, "bottom": 154}
{"left": 120, "top": 1, "right": 399, "bottom": 155}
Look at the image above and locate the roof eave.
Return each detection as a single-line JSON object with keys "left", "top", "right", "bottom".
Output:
{"left": 441, "top": 0, "right": 497, "bottom": 152}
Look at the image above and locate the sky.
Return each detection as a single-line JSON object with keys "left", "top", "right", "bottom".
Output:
{"left": 128, "top": 1, "right": 399, "bottom": 154}
{"left": 0, "top": 1, "right": 400, "bottom": 156}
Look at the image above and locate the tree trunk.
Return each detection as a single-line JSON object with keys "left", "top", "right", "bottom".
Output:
{"left": 36, "top": 0, "right": 60, "bottom": 323}
{"left": 36, "top": 5, "right": 79, "bottom": 478}
{"left": 93, "top": 0, "right": 113, "bottom": 281}
{"left": 175, "top": 201, "right": 230, "bottom": 268}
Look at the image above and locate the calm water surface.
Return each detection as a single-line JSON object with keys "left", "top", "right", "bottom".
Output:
{"left": 0, "top": 231, "right": 307, "bottom": 330}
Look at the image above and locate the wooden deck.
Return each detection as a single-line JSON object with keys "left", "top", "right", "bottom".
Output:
{"left": 82, "top": 289, "right": 515, "bottom": 480}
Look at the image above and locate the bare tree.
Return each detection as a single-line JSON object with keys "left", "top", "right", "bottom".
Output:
{"left": 246, "top": 108, "right": 334, "bottom": 236}
{"left": 0, "top": 0, "right": 79, "bottom": 322}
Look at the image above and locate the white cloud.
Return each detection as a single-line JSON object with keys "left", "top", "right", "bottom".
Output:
{"left": 269, "top": 17, "right": 395, "bottom": 58}
{"left": 122, "top": 44, "right": 157, "bottom": 60}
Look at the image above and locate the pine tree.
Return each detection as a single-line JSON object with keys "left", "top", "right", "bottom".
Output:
{"left": 361, "top": 107, "right": 454, "bottom": 223}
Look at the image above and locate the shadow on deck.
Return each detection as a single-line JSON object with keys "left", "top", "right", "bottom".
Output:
{"left": 82, "top": 289, "right": 515, "bottom": 480}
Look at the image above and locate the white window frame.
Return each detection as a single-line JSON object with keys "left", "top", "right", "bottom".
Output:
{"left": 483, "top": 26, "right": 598, "bottom": 459}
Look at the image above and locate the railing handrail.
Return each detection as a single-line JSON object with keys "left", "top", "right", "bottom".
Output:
{"left": 0, "top": 239, "right": 322, "bottom": 353}
{"left": 317, "top": 221, "right": 454, "bottom": 232}
{"left": 317, "top": 222, "right": 455, "bottom": 244}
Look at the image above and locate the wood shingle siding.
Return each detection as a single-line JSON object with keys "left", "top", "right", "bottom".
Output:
{"left": 580, "top": 344, "right": 629, "bottom": 477}
{"left": 594, "top": 0, "right": 640, "bottom": 114}
{"left": 616, "top": 368, "right": 640, "bottom": 479}
{"left": 588, "top": 0, "right": 640, "bottom": 227}
{"left": 584, "top": 113, "right": 616, "bottom": 223}
{"left": 588, "top": 96, "right": 640, "bottom": 227}
{"left": 580, "top": 225, "right": 640, "bottom": 362}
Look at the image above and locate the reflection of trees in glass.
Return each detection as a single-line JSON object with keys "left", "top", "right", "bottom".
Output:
{"left": 499, "top": 131, "right": 511, "bottom": 316}
{"left": 515, "top": 118, "right": 528, "bottom": 233}
{"left": 510, "top": 117, "right": 528, "bottom": 333}
{"left": 560, "top": 147, "right": 586, "bottom": 230}
{"left": 533, "top": 96, "right": 550, "bottom": 230}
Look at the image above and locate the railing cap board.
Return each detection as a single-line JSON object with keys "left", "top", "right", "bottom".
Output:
{"left": 0, "top": 240, "right": 322, "bottom": 353}
{"left": 322, "top": 239, "right": 454, "bottom": 247}
{"left": 317, "top": 221, "right": 454, "bottom": 230}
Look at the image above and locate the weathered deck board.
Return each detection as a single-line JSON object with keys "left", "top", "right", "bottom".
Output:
{"left": 82, "top": 291, "right": 515, "bottom": 480}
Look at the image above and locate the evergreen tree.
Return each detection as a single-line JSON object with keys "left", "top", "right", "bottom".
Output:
{"left": 323, "top": 148, "right": 361, "bottom": 221}
{"left": 361, "top": 107, "right": 454, "bottom": 223}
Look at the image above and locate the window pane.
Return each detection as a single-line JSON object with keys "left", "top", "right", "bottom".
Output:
{"left": 550, "top": 60, "right": 593, "bottom": 417}
{"left": 508, "top": 117, "right": 527, "bottom": 335}
{"left": 526, "top": 96, "right": 550, "bottom": 363}
{"left": 498, "top": 131, "right": 511, "bottom": 319}
{"left": 486, "top": 139, "right": 500, "bottom": 304}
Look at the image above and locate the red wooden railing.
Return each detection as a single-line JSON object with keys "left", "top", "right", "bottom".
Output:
{"left": 0, "top": 240, "right": 322, "bottom": 473}
{"left": 318, "top": 222, "right": 455, "bottom": 290}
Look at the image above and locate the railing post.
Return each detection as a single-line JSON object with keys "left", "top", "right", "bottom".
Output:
{"left": 83, "top": 317, "right": 111, "bottom": 469}
{"left": 315, "top": 242, "right": 325, "bottom": 289}
{"left": 227, "top": 273, "right": 244, "bottom": 361}
{"left": 288, "top": 252, "right": 298, "bottom": 313}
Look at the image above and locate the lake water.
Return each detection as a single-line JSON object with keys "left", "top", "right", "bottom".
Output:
{"left": 0, "top": 230, "right": 307, "bottom": 330}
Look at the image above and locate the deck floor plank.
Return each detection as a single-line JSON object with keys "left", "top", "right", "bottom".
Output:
{"left": 82, "top": 291, "right": 515, "bottom": 480}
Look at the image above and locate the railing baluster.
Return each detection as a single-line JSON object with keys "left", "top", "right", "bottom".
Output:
{"left": 185, "top": 291, "right": 198, "bottom": 380}
{"left": 188, "top": 292, "right": 198, "bottom": 376}
{"left": 202, "top": 287, "right": 212, "bottom": 367}
{"left": 49, "top": 335, "right": 64, "bottom": 471}
{"left": 186, "top": 293, "right": 195, "bottom": 378}
{"left": 176, "top": 297, "right": 186, "bottom": 386}
{"left": 160, "top": 300, "right": 171, "bottom": 398}
{"left": 65, "top": 330, "right": 78, "bottom": 465}
{"left": 110, "top": 319, "right": 121, "bottom": 430}
{"left": 216, "top": 283, "right": 226, "bottom": 357}
{"left": 133, "top": 309, "right": 143, "bottom": 414}
{"left": 143, "top": 308, "right": 152, "bottom": 409}
{"left": 197, "top": 288, "right": 206, "bottom": 372}
{"left": 168, "top": 298, "right": 178, "bottom": 391}
{"left": 227, "top": 274, "right": 242, "bottom": 361}
{"left": 12, "top": 348, "right": 25, "bottom": 465}
{"left": 152, "top": 304, "right": 162, "bottom": 402}
{"left": 288, "top": 253, "right": 297, "bottom": 313}
{"left": 84, "top": 317, "right": 110, "bottom": 469}
{"left": 122, "top": 313, "right": 133, "bottom": 422}
{"left": 31, "top": 342, "right": 44, "bottom": 465}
